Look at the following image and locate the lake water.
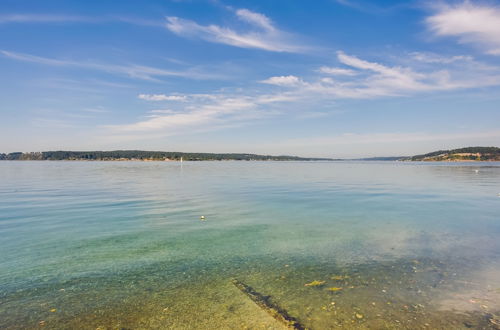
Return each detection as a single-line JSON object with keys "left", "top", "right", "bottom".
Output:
{"left": 1, "top": 161, "right": 500, "bottom": 329}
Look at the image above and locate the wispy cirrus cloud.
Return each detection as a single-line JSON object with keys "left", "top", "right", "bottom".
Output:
{"left": 138, "top": 94, "right": 187, "bottom": 101}
{"left": 426, "top": 2, "right": 500, "bottom": 55}
{"left": 336, "top": 51, "right": 431, "bottom": 92}
{"left": 0, "top": 50, "right": 220, "bottom": 81}
{"left": 104, "top": 95, "right": 259, "bottom": 141}
{"left": 260, "top": 51, "right": 500, "bottom": 99}
{"left": 0, "top": 13, "right": 164, "bottom": 27}
{"left": 318, "top": 66, "right": 358, "bottom": 76}
{"left": 235, "top": 9, "right": 275, "bottom": 32}
{"left": 0, "top": 14, "right": 93, "bottom": 24}
{"left": 334, "top": 0, "right": 412, "bottom": 15}
{"left": 165, "top": 8, "right": 307, "bottom": 53}
{"left": 410, "top": 52, "right": 473, "bottom": 64}
{"left": 102, "top": 88, "right": 296, "bottom": 141}
{"left": 104, "top": 50, "right": 500, "bottom": 144}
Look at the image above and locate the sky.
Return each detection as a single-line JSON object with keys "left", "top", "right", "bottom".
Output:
{"left": 1, "top": 0, "right": 500, "bottom": 158}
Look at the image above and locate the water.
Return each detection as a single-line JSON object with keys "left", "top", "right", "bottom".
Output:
{"left": 1, "top": 161, "right": 499, "bottom": 329}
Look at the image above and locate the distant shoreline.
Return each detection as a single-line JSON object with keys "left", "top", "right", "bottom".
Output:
{"left": 0, "top": 158, "right": 337, "bottom": 162}
{"left": 0, "top": 151, "right": 332, "bottom": 162}
{"left": 1, "top": 146, "right": 498, "bottom": 162}
{"left": 2, "top": 158, "right": 499, "bottom": 163}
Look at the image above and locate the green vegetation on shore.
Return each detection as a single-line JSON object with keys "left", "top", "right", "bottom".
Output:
{"left": 0, "top": 150, "right": 331, "bottom": 161}
{"left": 403, "top": 146, "right": 500, "bottom": 161}
{"left": 1, "top": 147, "right": 499, "bottom": 161}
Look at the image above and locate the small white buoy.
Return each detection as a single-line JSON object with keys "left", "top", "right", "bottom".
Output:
{"left": 474, "top": 169, "right": 479, "bottom": 173}
{"left": 200, "top": 215, "right": 205, "bottom": 221}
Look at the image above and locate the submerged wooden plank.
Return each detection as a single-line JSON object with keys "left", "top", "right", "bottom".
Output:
{"left": 231, "top": 279, "right": 305, "bottom": 330}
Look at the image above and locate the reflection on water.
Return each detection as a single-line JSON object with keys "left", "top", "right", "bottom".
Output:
{"left": 0, "top": 161, "right": 499, "bottom": 329}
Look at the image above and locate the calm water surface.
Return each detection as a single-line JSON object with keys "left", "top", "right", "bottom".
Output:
{"left": 1, "top": 161, "right": 500, "bottom": 329}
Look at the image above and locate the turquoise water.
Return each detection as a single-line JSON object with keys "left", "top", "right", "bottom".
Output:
{"left": 1, "top": 161, "right": 500, "bottom": 329}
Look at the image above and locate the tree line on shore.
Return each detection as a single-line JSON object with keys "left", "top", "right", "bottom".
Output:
{"left": 1, "top": 147, "right": 498, "bottom": 162}
{"left": 0, "top": 150, "right": 331, "bottom": 161}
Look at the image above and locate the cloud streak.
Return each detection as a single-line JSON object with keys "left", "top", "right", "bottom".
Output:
{"left": 0, "top": 50, "right": 220, "bottom": 81}
{"left": 410, "top": 52, "right": 473, "bottom": 64}
{"left": 235, "top": 9, "right": 275, "bottom": 32}
{"left": 0, "top": 13, "right": 165, "bottom": 27}
{"left": 103, "top": 95, "right": 261, "bottom": 143}
{"left": 102, "top": 88, "right": 296, "bottom": 142}
{"left": 138, "top": 94, "right": 187, "bottom": 101}
{"left": 260, "top": 51, "right": 500, "bottom": 100}
{"left": 0, "top": 14, "right": 94, "bottom": 24}
{"left": 318, "top": 66, "right": 358, "bottom": 76}
{"left": 165, "top": 9, "right": 306, "bottom": 52}
{"left": 103, "top": 49, "right": 500, "bottom": 144}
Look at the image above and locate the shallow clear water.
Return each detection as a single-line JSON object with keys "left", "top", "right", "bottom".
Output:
{"left": 1, "top": 161, "right": 500, "bottom": 329}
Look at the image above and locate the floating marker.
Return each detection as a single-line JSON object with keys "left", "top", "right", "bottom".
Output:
{"left": 200, "top": 215, "right": 205, "bottom": 220}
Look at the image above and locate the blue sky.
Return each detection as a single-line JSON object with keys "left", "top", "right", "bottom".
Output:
{"left": 1, "top": 0, "right": 500, "bottom": 157}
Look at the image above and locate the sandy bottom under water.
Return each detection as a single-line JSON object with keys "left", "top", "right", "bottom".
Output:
{"left": 2, "top": 255, "right": 500, "bottom": 330}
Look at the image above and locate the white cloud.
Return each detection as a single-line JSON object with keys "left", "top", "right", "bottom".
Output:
{"left": 336, "top": 51, "right": 432, "bottom": 93}
{"left": 235, "top": 9, "right": 275, "bottom": 32}
{"left": 102, "top": 51, "right": 500, "bottom": 145}
{"left": 105, "top": 95, "right": 258, "bottom": 136}
{"left": 103, "top": 89, "right": 299, "bottom": 141}
{"left": 138, "top": 94, "right": 187, "bottom": 101}
{"left": 410, "top": 52, "right": 473, "bottom": 64}
{"left": 0, "top": 50, "right": 218, "bottom": 81}
{"left": 426, "top": 2, "right": 500, "bottom": 55}
{"left": 111, "top": 52, "right": 459, "bottom": 139}
{"left": 337, "top": 51, "right": 417, "bottom": 79}
{"left": 165, "top": 9, "right": 305, "bottom": 53}
{"left": 318, "top": 66, "right": 358, "bottom": 76}
{"left": 258, "top": 51, "right": 500, "bottom": 100}
{"left": 310, "top": 51, "right": 500, "bottom": 98}
{"left": 260, "top": 75, "right": 302, "bottom": 86}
